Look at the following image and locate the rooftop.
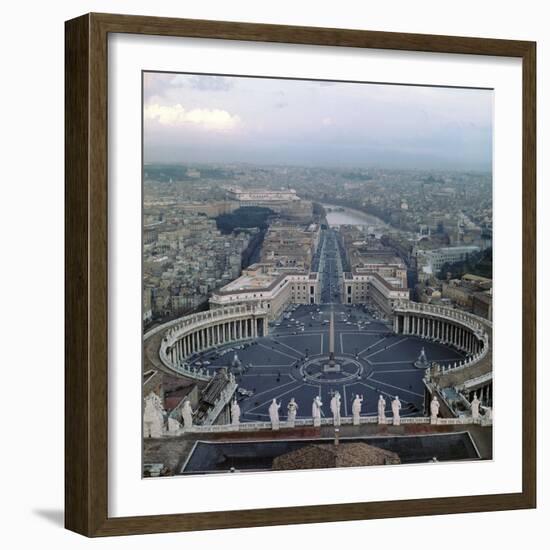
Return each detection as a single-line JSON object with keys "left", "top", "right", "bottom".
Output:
{"left": 175, "top": 431, "right": 484, "bottom": 475}
{"left": 272, "top": 442, "right": 401, "bottom": 470}
{"left": 222, "top": 273, "right": 279, "bottom": 292}
{"left": 216, "top": 271, "right": 287, "bottom": 296}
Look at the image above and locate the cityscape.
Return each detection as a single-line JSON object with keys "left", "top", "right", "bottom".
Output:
{"left": 142, "top": 73, "right": 493, "bottom": 477}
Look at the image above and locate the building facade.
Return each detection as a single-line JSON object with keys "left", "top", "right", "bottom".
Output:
{"left": 425, "top": 245, "right": 481, "bottom": 273}
{"left": 343, "top": 271, "right": 410, "bottom": 316}
{"left": 209, "top": 263, "right": 320, "bottom": 320}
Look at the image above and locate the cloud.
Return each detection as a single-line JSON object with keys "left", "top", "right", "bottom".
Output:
{"left": 172, "top": 75, "right": 234, "bottom": 92}
{"left": 144, "top": 103, "right": 240, "bottom": 130}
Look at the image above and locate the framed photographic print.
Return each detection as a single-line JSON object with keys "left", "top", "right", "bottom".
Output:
{"left": 65, "top": 13, "right": 536, "bottom": 537}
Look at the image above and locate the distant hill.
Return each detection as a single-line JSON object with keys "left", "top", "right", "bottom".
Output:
{"left": 144, "top": 164, "right": 231, "bottom": 182}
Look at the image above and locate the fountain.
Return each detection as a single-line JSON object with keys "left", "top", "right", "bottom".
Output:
{"left": 414, "top": 346, "right": 430, "bottom": 369}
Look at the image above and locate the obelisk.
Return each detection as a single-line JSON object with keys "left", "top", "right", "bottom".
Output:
{"left": 328, "top": 310, "right": 336, "bottom": 365}
{"left": 324, "top": 309, "right": 340, "bottom": 372}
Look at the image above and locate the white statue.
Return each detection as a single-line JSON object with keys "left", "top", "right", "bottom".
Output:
{"left": 312, "top": 395, "right": 323, "bottom": 427}
{"left": 392, "top": 396, "right": 402, "bottom": 426}
{"left": 352, "top": 394, "right": 363, "bottom": 426}
{"left": 167, "top": 416, "right": 181, "bottom": 434}
{"left": 330, "top": 391, "right": 341, "bottom": 426}
{"left": 471, "top": 393, "right": 481, "bottom": 419}
{"left": 269, "top": 398, "right": 281, "bottom": 430}
{"left": 181, "top": 399, "right": 194, "bottom": 430}
{"left": 143, "top": 392, "right": 164, "bottom": 438}
{"left": 378, "top": 394, "right": 387, "bottom": 423}
{"left": 231, "top": 399, "right": 241, "bottom": 427}
{"left": 430, "top": 396, "right": 440, "bottom": 423}
{"left": 287, "top": 397, "right": 298, "bottom": 427}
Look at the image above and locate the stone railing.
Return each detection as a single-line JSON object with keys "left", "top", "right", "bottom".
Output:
{"left": 426, "top": 337, "right": 490, "bottom": 377}
{"left": 202, "top": 379, "right": 238, "bottom": 426}
{"left": 162, "top": 360, "right": 212, "bottom": 382}
{"left": 168, "top": 413, "right": 490, "bottom": 436}
{"left": 458, "top": 371, "right": 493, "bottom": 391}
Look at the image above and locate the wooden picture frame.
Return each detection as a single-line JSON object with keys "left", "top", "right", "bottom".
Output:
{"left": 65, "top": 12, "right": 536, "bottom": 537}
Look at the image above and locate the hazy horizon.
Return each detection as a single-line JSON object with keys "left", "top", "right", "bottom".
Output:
{"left": 144, "top": 73, "right": 493, "bottom": 171}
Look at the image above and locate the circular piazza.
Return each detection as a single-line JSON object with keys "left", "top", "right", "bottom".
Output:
{"left": 179, "top": 303, "right": 468, "bottom": 422}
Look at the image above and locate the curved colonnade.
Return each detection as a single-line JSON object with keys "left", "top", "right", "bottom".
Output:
{"left": 144, "top": 300, "right": 493, "bottom": 434}
{"left": 156, "top": 304, "right": 269, "bottom": 380}
{"left": 393, "top": 300, "right": 493, "bottom": 413}
{"left": 393, "top": 300, "right": 491, "bottom": 374}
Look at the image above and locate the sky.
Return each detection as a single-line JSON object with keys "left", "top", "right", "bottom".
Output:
{"left": 143, "top": 72, "right": 493, "bottom": 171}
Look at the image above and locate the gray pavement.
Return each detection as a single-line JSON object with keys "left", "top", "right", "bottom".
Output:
{"left": 194, "top": 303, "right": 466, "bottom": 422}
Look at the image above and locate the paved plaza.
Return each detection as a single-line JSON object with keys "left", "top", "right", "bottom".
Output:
{"left": 193, "top": 303, "right": 466, "bottom": 422}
